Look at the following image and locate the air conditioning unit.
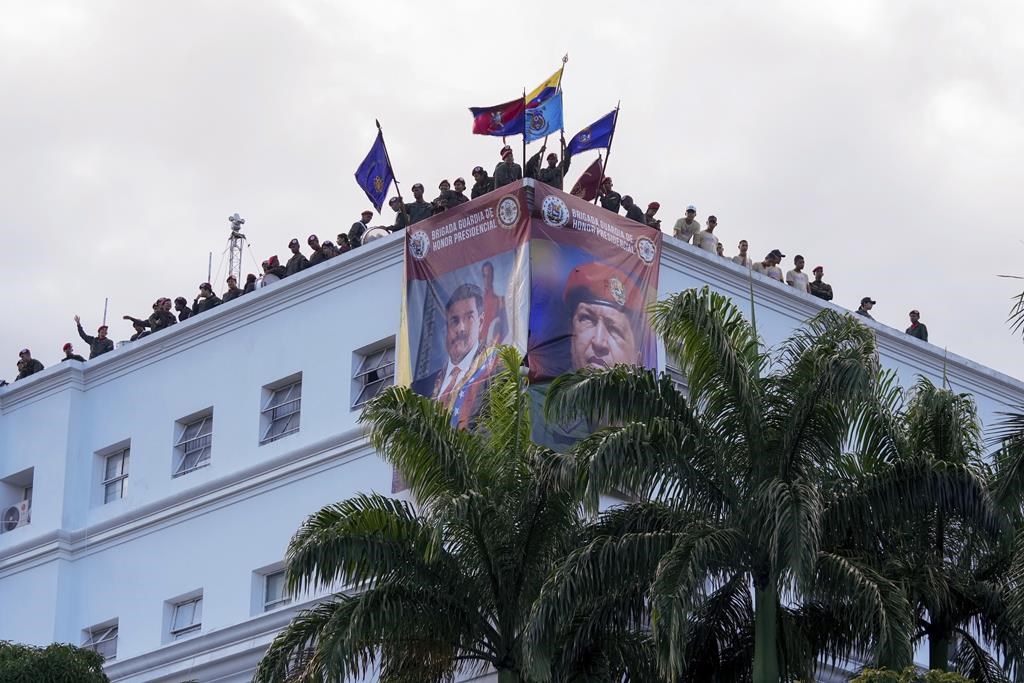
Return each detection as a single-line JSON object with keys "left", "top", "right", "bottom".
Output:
{"left": 1, "top": 500, "right": 31, "bottom": 533}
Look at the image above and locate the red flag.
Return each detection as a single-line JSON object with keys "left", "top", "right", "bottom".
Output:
{"left": 469, "top": 98, "right": 526, "bottom": 136}
{"left": 570, "top": 156, "right": 604, "bottom": 201}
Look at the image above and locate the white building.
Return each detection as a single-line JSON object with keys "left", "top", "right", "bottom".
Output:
{"left": 2, "top": 188, "right": 1022, "bottom": 682}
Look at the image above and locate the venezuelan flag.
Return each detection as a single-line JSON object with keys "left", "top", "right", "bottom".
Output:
{"left": 526, "top": 67, "right": 563, "bottom": 107}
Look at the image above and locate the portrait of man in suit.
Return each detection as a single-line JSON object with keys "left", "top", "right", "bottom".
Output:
{"left": 412, "top": 283, "right": 487, "bottom": 409}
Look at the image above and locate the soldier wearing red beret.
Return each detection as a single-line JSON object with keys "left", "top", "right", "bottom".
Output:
{"left": 563, "top": 262, "right": 642, "bottom": 371}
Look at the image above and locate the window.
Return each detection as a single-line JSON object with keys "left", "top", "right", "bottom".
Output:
{"left": 83, "top": 622, "right": 118, "bottom": 660}
{"left": 352, "top": 343, "right": 395, "bottom": 408}
{"left": 261, "top": 379, "right": 301, "bottom": 444}
{"left": 170, "top": 596, "right": 202, "bottom": 639}
{"left": 263, "top": 570, "right": 291, "bottom": 611}
{"left": 102, "top": 448, "right": 129, "bottom": 503}
{"left": 174, "top": 413, "right": 212, "bottom": 476}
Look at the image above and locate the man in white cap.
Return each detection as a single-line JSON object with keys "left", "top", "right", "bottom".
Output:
{"left": 673, "top": 205, "right": 700, "bottom": 243}
{"left": 493, "top": 145, "right": 522, "bottom": 189}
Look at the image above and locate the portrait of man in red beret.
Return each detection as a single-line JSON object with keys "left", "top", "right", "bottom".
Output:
{"left": 563, "top": 262, "right": 642, "bottom": 370}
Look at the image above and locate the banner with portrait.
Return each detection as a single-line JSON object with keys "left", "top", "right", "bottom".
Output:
{"left": 397, "top": 183, "right": 531, "bottom": 429}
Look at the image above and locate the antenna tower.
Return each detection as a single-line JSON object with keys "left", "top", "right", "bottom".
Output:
{"left": 227, "top": 213, "right": 247, "bottom": 280}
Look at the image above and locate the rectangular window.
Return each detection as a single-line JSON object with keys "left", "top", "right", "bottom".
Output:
{"left": 263, "top": 570, "right": 291, "bottom": 611}
{"left": 170, "top": 596, "right": 203, "bottom": 639}
{"left": 83, "top": 623, "right": 118, "bottom": 660}
{"left": 174, "top": 413, "right": 212, "bottom": 476}
{"left": 102, "top": 448, "right": 129, "bottom": 503}
{"left": 261, "top": 380, "right": 301, "bottom": 444}
{"left": 352, "top": 344, "right": 395, "bottom": 408}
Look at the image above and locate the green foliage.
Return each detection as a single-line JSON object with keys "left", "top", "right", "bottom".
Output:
{"left": 254, "top": 346, "right": 653, "bottom": 683}
{"left": 851, "top": 666, "right": 971, "bottom": 682}
{"left": 0, "top": 641, "right": 109, "bottom": 683}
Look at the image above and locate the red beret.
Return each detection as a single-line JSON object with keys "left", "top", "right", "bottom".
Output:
{"left": 500, "top": 145, "right": 513, "bottom": 158}
{"left": 563, "top": 262, "right": 644, "bottom": 315}
{"left": 648, "top": 202, "right": 660, "bottom": 210}
{"left": 62, "top": 343, "right": 72, "bottom": 351}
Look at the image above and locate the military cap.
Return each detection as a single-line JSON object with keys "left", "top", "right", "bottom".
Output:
{"left": 648, "top": 201, "right": 660, "bottom": 210}
{"left": 361, "top": 209, "right": 373, "bottom": 217}
{"left": 388, "top": 196, "right": 401, "bottom": 206}
{"left": 199, "top": 282, "right": 212, "bottom": 290}
{"left": 288, "top": 238, "right": 300, "bottom": 247}
{"left": 63, "top": 342, "right": 73, "bottom": 351}
{"left": 500, "top": 145, "right": 513, "bottom": 158}
{"left": 18, "top": 348, "right": 30, "bottom": 356}
{"left": 454, "top": 177, "right": 465, "bottom": 184}
{"left": 546, "top": 152, "right": 558, "bottom": 161}
{"left": 438, "top": 180, "right": 449, "bottom": 189}
{"left": 563, "top": 262, "right": 643, "bottom": 316}
{"left": 411, "top": 182, "right": 424, "bottom": 191}
{"left": 861, "top": 296, "right": 877, "bottom": 305}
{"left": 307, "top": 234, "right": 318, "bottom": 243}
{"left": 472, "top": 166, "right": 485, "bottom": 175}
{"left": 812, "top": 265, "right": 824, "bottom": 273}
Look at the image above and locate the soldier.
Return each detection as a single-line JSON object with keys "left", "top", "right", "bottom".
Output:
{"left": 61, "top": 343, "right": 86, "bottom": 363}
{"left": 856, "top": 297, "right": 876, "bottom": 320}
{"left": 564, "top": 262, "right": 643, "bottom": 370}
{"left": 243, "top": 274, "right": 257, "bottom": 294}
{"left": 673, "top": 205, "right": 700, "bottom": 243}
{"left": 222, "top": 275, "right": 244, "bottom": 303}
{"left": 906, "top": 310, "right": 928, "bottom": 342}
{"left": 284, "top": 239, "right": 309, "bottom": 276}
{"left": 694, "top": 216, "right": 720, "bottom": 254}
{"left": 470, "top": 166, "right": 495, "bottom": 199}
{"left": 644, "top": 202, "right": 661, "bottom": 230}
{"left": 406, "top": 184, "right": 433, "bottom": 225}
{"left": 431, "top": 181, "right": 450, "bottom": 215}
{"left": 307, "top": 234, "right": 325, "bottom": 267}
{"left": 732, "top": 240, "right": 753, "bottom": 267}
{"left": 349, "top": 210, "right": 373, "bottom": 249}
{"left": 597, "top": 177, "right": 622, "bottom": 214}
{"left": 621, "top": 195, "right": 645, "bottom": 223}
{"left": 809, "top": 266, "right": 833, "bottom": 301}
{"left": 129, "top": 320, "right": 150, "bottom": 342}
{"left": 388, "top": 197, "right": 409, "bottom": 232}
{"left": 785, "top": 255, "right": 811, "bottom": 294}
{"left": 336, "top": 234, "right": 352, "bottom": 253}
{"left": 174, "top": 297, "right": 193, "bottom": 321}
{"left": 449, "top": 178, "right": 470, "bottom": 206}
{"left": 74, "top": 316, "right": 114, "bottom": 359}
{"left": 15, "top": 349, "right": 44, "bottom": 380}
{"left": 493, "top": 145, "right": 522, "bottom": 189}
{"left": 149, "top": 298, "right": 177, "bottom": 331}
{"left": 525, "top": 137, "right": 570, "bottom": 190}
{"left": 192, "top": 282, "right": 221, "bottom": 315}
{"left": 320, "top": 241, "right": 339, "bottom": 259}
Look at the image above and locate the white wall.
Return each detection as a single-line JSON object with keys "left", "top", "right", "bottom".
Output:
{"left": 1, "top": 219, "right": 1021, "bottom": 682}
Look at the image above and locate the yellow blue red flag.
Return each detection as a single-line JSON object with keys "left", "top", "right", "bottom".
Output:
{"left": 526, "top": 66, "right": 563, "bottom": 107}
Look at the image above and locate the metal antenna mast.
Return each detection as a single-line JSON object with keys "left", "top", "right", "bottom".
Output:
{"left": 227, "top": 213, "right": 247, "bottom": 280}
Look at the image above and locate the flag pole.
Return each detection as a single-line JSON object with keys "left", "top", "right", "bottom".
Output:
{"left": 375, "top": 119, "right": 404, "bottom": 214}
{"left": 541, "top": 54, "right": 569, "bottom": 149}
{"left": 594, "top": 101, "right": 620, "bottom": 205}
{"left": 520, "top": 87, "right": 527, "bottom": 172}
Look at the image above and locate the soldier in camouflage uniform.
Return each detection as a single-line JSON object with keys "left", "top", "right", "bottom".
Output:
{"left": 808, "top": 266, "right": 833, "bottom": 301}
{"left": 598, "top": 177, "right": 621, "bottom": 214}
{"left": 470, "top": 166, "right": 495, "bottom": 199}
{"left": 388, "top": 197, "right": 410, "bottom": 232}
{"left": 74, "top": 315, "right": 115, "bottom": 358}
{"left": 525, "top": 136, "right": 571, "bottom": 190}
{"left": 449, "top": 178, "right": 469, "bottom": 206}
{"left": 406, "top": 184, "right": 433, "bottom": 225}
{"left": 493, "top": 145, "right": 522, "bottom": 189}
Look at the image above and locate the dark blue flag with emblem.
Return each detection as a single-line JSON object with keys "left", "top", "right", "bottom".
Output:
{"left": 354, "top": 131, "right": 394, "bottom": 212}
{"left": 566, "top": 108, "right": 617, "bottom": 156}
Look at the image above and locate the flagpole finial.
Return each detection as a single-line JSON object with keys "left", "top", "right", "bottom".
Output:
{"left": 375, "top": 119, "right": 382, "bottom": 130}
{"left": 562, "top": 53, "right": 569, "bottom": 64}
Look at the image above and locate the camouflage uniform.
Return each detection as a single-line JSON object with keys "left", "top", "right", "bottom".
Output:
{"left": 77, "top": 324, "right": 114, "bottom": 359}
{"left": 599, "top": 189, "right": 622, "bottom": 214}
{"left": 406, "top": 200, "right": 433, "bottom": 225}
{"left": 809, "top": 280, "right": 833, "bottom": 301}
{"left": 525, "top": 151, "right": 571, "bottom": 190}
{"left": 148, "top": 310, "right": 177, "bottom": 332}
{"left": 493, "top": 161, "right": 523, "bottom": 189}
{"left": 906, "top": 322, "right": 928, "bottom": 342}
{"left": 471, "top": 176, "right": 495, "bottom": 199}
{"left": 285, "top": 252, "right": 309, "bottom": 276}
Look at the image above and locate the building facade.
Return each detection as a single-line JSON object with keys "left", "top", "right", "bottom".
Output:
{"left": 2, "top": 185, "right": 1022, "bottom": 682}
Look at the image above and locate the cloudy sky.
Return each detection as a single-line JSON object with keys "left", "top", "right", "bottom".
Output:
{"left": 3, "top": 0, "right": 1023, "bottom": 382}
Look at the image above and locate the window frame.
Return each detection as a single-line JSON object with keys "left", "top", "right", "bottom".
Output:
{"left": 82, "top": 623, "right": 118, "bottom": 660}
{"left": 102, "top": 448, "right": 130, "bottom": 503}
{"left": 260, "top": 379, "right": 302, "bottom": 445}
{"left": 263, "top": 569, "right": 292, "bottom": 612}
{"left": 170, "top": 596, "right": 203, "bottom": 639}
{"left": 352, "top": 343, "right": 396, "bottom": 409}
{"left": 174, "top": 412, "right": 213, "bottom": 477}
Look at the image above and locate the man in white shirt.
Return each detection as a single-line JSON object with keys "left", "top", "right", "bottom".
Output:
{"left": 765, "top": 250, "right": 785, "bottom": 282}
{"left": 694, "top": 215, "right": 719, "bottom": 254}
{"left": 785, "top": 255, "right": 811, "bottom": 293}
{"left": 732, "top": 240, "right": 752, "bottom": 267}
{"left": 672, "top": 205, "right": 700, "bottom": 243}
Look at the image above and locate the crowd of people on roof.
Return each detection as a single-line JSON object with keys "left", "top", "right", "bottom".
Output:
{"left": 2, "top": 142, "right": 930, "bottom": 386}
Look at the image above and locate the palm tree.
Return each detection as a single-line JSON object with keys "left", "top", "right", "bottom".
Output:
{"left": 253, "top": 347, "right": 652, "bottom": 683}
{"left": 868, "top": 378, "right": 1024, "bottom": 680}
{"left": 528, "top": 287, "right": 995, "bottom": 682}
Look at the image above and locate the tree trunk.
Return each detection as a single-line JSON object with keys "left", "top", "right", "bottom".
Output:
{"left": 753, "top": 580, "right": 781, "bottom": 683}
{"left": 497, "top": 669, "right": 520, "bottom": 683}
{"left": 929, "top": 628, "right": 952, "bottom": 672}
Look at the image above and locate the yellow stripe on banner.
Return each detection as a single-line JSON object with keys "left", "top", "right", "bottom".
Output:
{"left": 526, "top": 66, "right": 563, "bottom": 103}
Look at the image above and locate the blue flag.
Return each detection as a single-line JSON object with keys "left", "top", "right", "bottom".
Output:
{"left": 566, "top": 109, "right": 617, "bottom": 156}
{"left": 524, "top": 91, "right": 564, "bottom": 143}
{"left": 354, "top": 131, "right": 394, "bottom": 212}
